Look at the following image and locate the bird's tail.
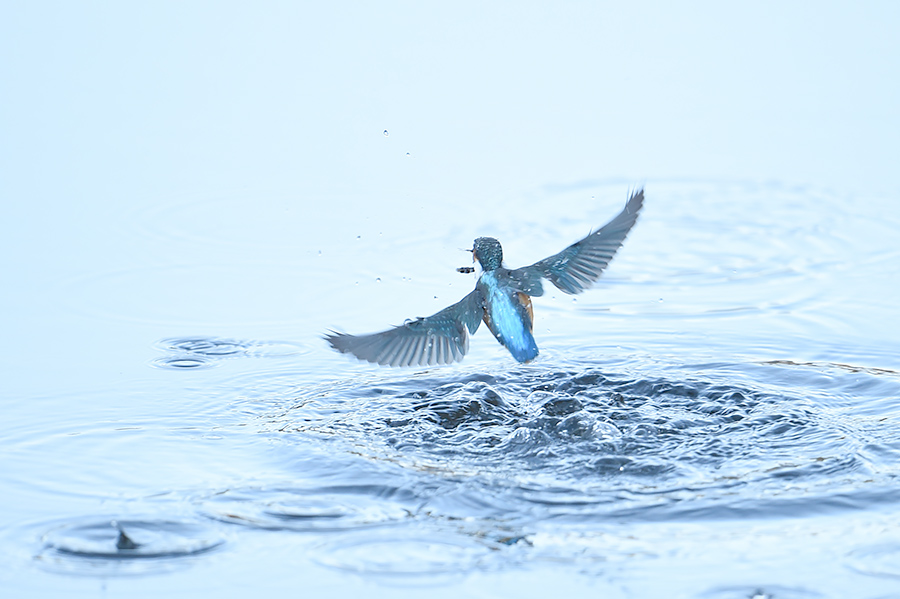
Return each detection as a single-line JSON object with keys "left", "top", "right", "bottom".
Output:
{"left": 503, "top": 328, "right": 539, "bottom": 363}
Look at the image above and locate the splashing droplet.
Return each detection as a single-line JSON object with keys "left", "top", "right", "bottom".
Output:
{"left": 383, "top": 130, "right": 389, "bottom": 137}
{"left": 116, "top": 529, "right": 140, "bottom": 551}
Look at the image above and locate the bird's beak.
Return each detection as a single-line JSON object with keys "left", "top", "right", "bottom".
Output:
{"left": 456, "top": 248, "right": 476, "bottom": 274}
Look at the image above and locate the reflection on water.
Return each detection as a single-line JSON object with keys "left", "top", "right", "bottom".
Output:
{"left": 3, "top": 181, "right": 900, "bottom": 597}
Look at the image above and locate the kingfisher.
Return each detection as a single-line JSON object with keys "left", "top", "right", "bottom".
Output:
{"left": 326, "top": 188, "right": 643, "bottom": 366}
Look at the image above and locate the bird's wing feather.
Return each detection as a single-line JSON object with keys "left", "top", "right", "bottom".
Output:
{"left": 509, "top": 188, "right": 644, "bottom": 295}
{"left": 503, "top": 267, "right": 545, "bottom": 297}
{"left": 325, "top": 289, "right": 484, "bottom": 367}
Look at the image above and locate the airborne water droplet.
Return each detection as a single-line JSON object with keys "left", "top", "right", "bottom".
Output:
{"left": 116, "top": 529, "right": 139, "bottom": 550}
{"left": 383, "top": 129, "right": 389, "bottom": 136}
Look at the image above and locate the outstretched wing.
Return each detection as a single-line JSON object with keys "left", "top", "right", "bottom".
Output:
{"left": 325, "top": 289, "right": 484, "bottom": 367}
{"left": 509, "top": 188, "right": 644, "bottom": 295}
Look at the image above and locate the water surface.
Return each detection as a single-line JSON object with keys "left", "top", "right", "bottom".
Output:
{"left": 2, "top": 181, "right": 899, "bottom": 598}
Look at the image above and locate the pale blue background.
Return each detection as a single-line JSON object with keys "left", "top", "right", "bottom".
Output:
{"left": 2, "top": 2, "right": 899, "bottom": 597}
{"left": 3, "top": 1, "right": 898, "bottom": 397}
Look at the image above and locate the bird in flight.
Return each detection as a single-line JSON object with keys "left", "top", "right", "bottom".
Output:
{"left": 326, "top": 188, "right": 644, "bottom": 366}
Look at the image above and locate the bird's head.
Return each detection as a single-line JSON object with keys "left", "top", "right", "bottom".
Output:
{"left": 471, "top": 237, "right": 503, "bottom": 271}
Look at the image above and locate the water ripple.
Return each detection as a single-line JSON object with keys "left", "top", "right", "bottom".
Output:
{"left": 31, "top": 517, "right": 226, "bottom": 576}
{"left": 152, "top": 336, "right": 305, "bottom": 369}
{"left": 253, "top": 359, "right": 900, "bottom": 523}
{"left": 200, "top": 484, "right": 415, "bottom": 532}
{"left": 312, "top": 531, "right": 500, "bottom": 581}
{"left": 696, "top": 585, "right": 826, "bottom": 599}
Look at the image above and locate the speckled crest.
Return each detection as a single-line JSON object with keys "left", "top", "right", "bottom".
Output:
{"left": 473, "top": 237, "right": 503, "bottom": 270}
